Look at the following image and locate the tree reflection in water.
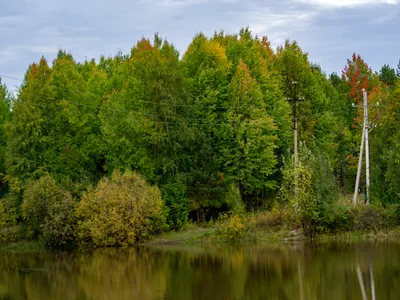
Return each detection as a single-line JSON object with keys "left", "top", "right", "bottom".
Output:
{"left": 0, "top": 241, "right": 399, "bottom": 299}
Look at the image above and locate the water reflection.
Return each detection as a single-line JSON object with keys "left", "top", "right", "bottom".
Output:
{"left": 0, "top": 240, "right": 399, "bottom": 299}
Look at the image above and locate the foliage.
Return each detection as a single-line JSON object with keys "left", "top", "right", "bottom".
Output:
{"left": 379, "top": 64, "right": 397, "bottom": 86}
{"left": 216, "top": 213, "right": 246, "bottom": 242}
{"left": 0, "top": 79, "right": 11, "bottom": 196}
{"left": 0, "top": 28, "right": 399, "bottom": 246}
{"left": 75, "top": 171, "right": 166, "bottom": 247}
{"left": 162, "top": 178, "right": 189, "bottom": 230}
{"left": 21, "top": 174, "right": 75, "bottom": 246}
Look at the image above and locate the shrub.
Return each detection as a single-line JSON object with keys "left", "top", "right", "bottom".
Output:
{"left": 247, "top": 208, "right": 291, "bottom": 229}
{"left": 75, "top": 171, "right": 166, "bottom": 247}
{"left": 353, "top": 204, "right": 387, "bottom": 232}
{"left": 21, "top": 174, "right": 75, "bottom": 246}
{"left": 279, "top": 161, "right": 317, "bottom": 236}
{"left": 224, "top": 183, "right": 244, "bottom": 215}
{"left": 216, "top": 213, "right": 246, "bottom": 242}
{"left": 387, "top": 204, "right": 400, "bottom": 227}
{"left": 0, "top": 197, "right": 21, "bottom": 243}
{"left": 0, "top": 196, "right": 17, "bottom": 228}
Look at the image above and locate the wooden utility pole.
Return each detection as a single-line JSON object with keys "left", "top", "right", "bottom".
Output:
{"left": 286, "top": 81, "right": 304, "bottom": 211}
{"left": 286, "top": 81, "right": 304, "bottom": 167}
{"left": 363, "top": 89, "right": 371, "bottom": 204}
{"left": 353, "top": 116, "right": 365, "bottom": 206}
{"left": 353, "top": 89, "right": 372, "bottom": 205}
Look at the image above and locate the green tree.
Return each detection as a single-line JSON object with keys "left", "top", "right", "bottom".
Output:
{"left": 0, "top": 79, "right": 12, "bottom": 195}
{"left": 379, "top": 64, "right": 397, "bottom": 86}
{"left": 370, "top": 81, "right": 400, "bottom": 203}
{"left": 181, "top": 33, "right": 230, "bottom": 222}
{"left": 218, "top": 60, "right": 278, "bottom": 205}
{"left": 6, "top": 54, "right": 106, "bottom": 199}
{"left": 6, "top": 57, "right": 52, "bottom": 195}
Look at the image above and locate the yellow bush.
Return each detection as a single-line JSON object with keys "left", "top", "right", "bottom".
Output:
{"left": 75, "top": 171, "right": 166, "bottom": 247}
{"left": 217, "top": 214, "right": 246, "bottom": 241}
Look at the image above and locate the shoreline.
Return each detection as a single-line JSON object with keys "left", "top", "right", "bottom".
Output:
{"left": 3, "top": 225, "right": 400, "bottom": 253}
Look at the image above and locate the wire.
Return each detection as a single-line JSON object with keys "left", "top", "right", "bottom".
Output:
{"left": 1, "top": 72, "right": 367, "bottom": 126}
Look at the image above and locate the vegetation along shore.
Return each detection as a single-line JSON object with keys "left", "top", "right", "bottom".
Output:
{"left": 1, "top": 28, "right": 400, "bottom": 248}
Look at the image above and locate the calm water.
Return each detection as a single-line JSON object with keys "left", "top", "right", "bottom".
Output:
{"left": 0, "top": 241, "right": 399, "bottom": 299}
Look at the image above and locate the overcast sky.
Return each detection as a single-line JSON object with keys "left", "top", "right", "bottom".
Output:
{"left": 1, "top": 0, "right": 399, "bottom": 92}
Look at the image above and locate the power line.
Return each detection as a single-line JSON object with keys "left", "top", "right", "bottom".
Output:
{"left": 15, "top": 93, "right": 356, "bottom": 128}
{"left": 0, "top": 73, "right": 360, "bottom": 112}
{"left": 0, "top": 74, "right": 273, "bottom": 110}
{"left": 1, "top": 73, "right": 369, "bottom": 127}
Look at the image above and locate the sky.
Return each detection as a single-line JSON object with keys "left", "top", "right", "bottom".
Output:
{"left": 0, "top": 0, "right": 399, "bottom": 92}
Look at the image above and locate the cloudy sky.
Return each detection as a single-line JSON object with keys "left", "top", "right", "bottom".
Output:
{"left": 1, "top": 0, "right": 399, "bottom": 91}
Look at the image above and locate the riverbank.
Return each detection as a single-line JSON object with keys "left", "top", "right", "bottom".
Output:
{"left": 148, "top": 224, "right": 400, "bottom": 246}
{"left": 2, "top": 224, "right": 400, "bottom": 253}
{"left": 3, "top": 202, "right": 400, "bottom": 251}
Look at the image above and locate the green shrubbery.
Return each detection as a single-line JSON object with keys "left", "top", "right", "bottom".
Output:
{"left": 21, "top": 174, "right": 75, "bottom": 247}
{"left": 75, "top": 171, "right": 166, "bottom": 247}
{"left": 0, "top": 171, "right": 168, "bottom": 248}
{"left": 162, "top": 178, "right": 189, "bottom": 230}
{"left": 213, "top": 201, "right": 400, "bottom": 243}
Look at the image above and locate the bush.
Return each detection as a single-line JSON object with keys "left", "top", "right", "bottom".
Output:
{"left": 75, "top": 171, "right": 166, "bottom": 247}
{"left": 353, "top": 204, "right": 387, "bottom": 232}
{"left": 216, "top": 214, "right": 246, "bottom": 242}
{"left": 247, "top": 208, "right": 292, "bottom": 229}
{"left": 387, "top": 204, "right": 400, "bottom": 227}
{"left": 21, "top": 174, "right": 75, "bottom": 247}
{"left": 0, "top": 197, "right": 21, "bottom": 243}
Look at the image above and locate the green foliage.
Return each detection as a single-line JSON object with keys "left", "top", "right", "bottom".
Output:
{"left": 1, "top": 29, "right": 400, "bottom": 246}
{"left": 218, "top": 60, "right": 278, "bottom": 197}
{"left": 379, "top": 64, "right": 397, "bottom": 86}
{"left": 162, "top": 178, "right": 189, "bottom": 230}
{"left": 76, "top": 171, "right": 166, "bottom": 247}
{"left": 370, "top": 81, "right": 400, "bottom": 203}
{"left": 302, "top": 145, "right": 339, "bottom": 205}
{"left": 224, "top": 183, "right": 244, "bottom": 215}
{"left": 21, "top": 174, "right": 75, "bottom": 246}
{"left": 279, "top": 146, "right": 339, "bottom": 237}
{"left": 0, "top": 78, "right": 11, "bottom": 195}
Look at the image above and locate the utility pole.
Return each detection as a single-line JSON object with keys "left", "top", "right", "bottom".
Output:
{"left": 364, "top": 89, "right": 371, "bottom": 204}
{"left": 353, "top": 89, "right": 373, "bottom": 205}
{"left": 293, "top": 82, "right": 298, "bottom": 169}
{"left": 286, "top": 81, "right": 304, "bottom": 168}
{"left": 286, "top": 81, "right": 304, "bottom": 211}
{"left": 353, "top": 118, "right": 365, "bottom": 206}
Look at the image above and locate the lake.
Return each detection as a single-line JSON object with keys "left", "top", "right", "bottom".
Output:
{"left": 0, "top": 240, "right": 399, "bottom": 299}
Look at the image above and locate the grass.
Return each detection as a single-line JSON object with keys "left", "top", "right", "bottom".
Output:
{"left": 149, "top": 225, "right": 216, "bottom": 245}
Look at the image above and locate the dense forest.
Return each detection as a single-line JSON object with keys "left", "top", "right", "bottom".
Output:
{"left": 1, "top": 28, "right": 400, "bottom": 247}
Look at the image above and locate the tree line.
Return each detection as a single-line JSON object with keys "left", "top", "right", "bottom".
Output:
{"left": 0, "top": 28, "right": 400, "bottom": 246}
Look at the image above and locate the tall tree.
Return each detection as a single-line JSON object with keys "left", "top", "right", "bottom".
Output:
{"left": 181, "top": 33, "right": 230, "bottom": 221}
{"left": 0, "top": 79, "right": 12, "bottom": 195}
{"left": 379, "top": 64, "right": 397, "bottom": 86}
{"left": 218, "top": 60, "right": 278, "bottom": 205}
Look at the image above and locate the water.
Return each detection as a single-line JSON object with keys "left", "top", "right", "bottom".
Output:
{"left": 0, "top": 240, "right": 399, "bottom": 299}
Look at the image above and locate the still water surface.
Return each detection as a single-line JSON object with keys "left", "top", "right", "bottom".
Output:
{"left": 0, "top": 240, "right": 399, "bottom": 299}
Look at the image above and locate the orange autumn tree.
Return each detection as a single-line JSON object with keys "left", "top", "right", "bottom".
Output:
{"left": 341, "top": 53, "right": 381, "bottom": 126}
{"left": 339, "top": 53, "right": 383, "bottom": 191}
